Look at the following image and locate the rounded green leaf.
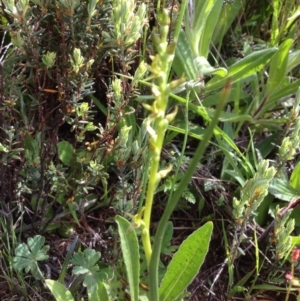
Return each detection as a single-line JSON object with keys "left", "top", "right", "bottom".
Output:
{"left": 57, "top": 141, "right": 74, "bottom": 166}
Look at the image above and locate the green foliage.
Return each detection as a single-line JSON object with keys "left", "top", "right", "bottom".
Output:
{"left": 71, "top": 249, "right": 107, "bottom": 294}
{"left": 115, "top": 215, "right": 139, "bottom": 301}
{"left": 13, "top": 235, "right": 49, "bottom": 280}
{"left": 14, "top": 236, "right": 111, "bottom": 300}
{"left": 46, "top": 275, "right": 110, "bottom": 301}
{"left": 290, "top": 162, "right": 300, "bottom": 193}
{"left": 232, "top": 160, "right": 276, "bottom": 222}
{"left": 159, "top": 222, "right": 213, "bottom": 301}
{"left": 2, "top": 0, "right": 300, "bottom": 300}
{"left": 163, "top": 175, "right": 196, "bottom": 205}
{"left": 273, "top": 206, "right": 294, "bottom": 261}
{"left": 45, "top": 280, "right": 74, "bottom": 301}
{"left": 57, "top": 141, "right": 74, "bottom": 167}
{"left": 161, "top": 222, "right": 178, "bottom": 255}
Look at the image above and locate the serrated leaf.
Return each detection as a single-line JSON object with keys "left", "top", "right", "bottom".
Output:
{"left": 115, "top": 215, "right": 139, "bottom": 301}
{"left": 13, "top": 256, "right": 32, "bottom": 271}
{"left": 72, "top": 266, "right": 89, "bottom": 274}
{"left": 27, "top": 235, "right": 50, "bottom": 260}
{"left": 72, "top": 248, "right": 101, "bottom": 269}
{"left": 71, "top": 249, "right": 107, "bottom": 294}
{"left": 159, "top": 222, "right": 213, "bottom": 301}
{"left": 83, "top": 272, "right": 107, "bottom": 294}
{"left": 15, "top": 244, "right": 31, "bottom": 257}
{"left": 13, "top": 235, "right": 49, "bottom": 279}
{"left": 183, "top": 190, "right": 196, "bottom": 204}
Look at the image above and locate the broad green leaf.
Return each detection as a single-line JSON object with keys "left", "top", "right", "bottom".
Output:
{"left": 198, "top": 0, "right": 223, "bottom": 58}
{"left": 206, "top": 48, "right": 277, "bottom": 93}
{"left": 57, "top": 141, "right": 74, "bottom": 166}
{"left": 284, "top": 7, "right": 300, "bottom": 34}
{"left": 255, "top": 194, "right": 274, "bottom": 226}
{"left": 255, "top": 134, "right": 277, "bottom": 159}
{"left": 287, "top": 49, "right": 300, "bottom": 74}
{"left": 186, "top": 0, "right": 218, "bottom": 56}
{"left": 159, "top": 222, "right": 213, "bottom": 301}
{"left": 266, "top": 39, "right": 293, "bottom": 96}
{"left": 115, "top": 215, "right": 139, "bottom": 301}
{"left": 212, "top": 0, "right": 246, "bottom": 46}
{"left": 268, "top": 79, "right": 300, "bottom": 104}
{"left": 223, "top": 169, "right": 245, "bottom": 186}
{"left": 173, "top": 30, "right": 198, "bottom": 80}
{"left": 269, "top": 178, "right": 300, "bottom": 201}
{"left": 194, "top": 56, "right": 227, "bottom": 77}
{"left": 207, "top": 108, "right": 253, "bottom": 123}
{"left": 45, "top": 280, "right": 74, "bottom": 301}
{"left": 290, "top": 161, "right": 300, "bottom": 192}
{"left": 292, "top": 235, "right": 300, "bottom": 247}
{"left": 290, "top": 207, "right": 300, "bottom": 227}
